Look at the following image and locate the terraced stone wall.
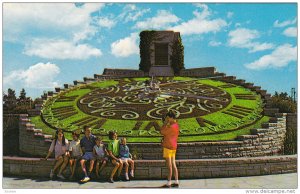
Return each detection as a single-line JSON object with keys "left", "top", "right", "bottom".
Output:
{"left": 103, "top": 68, "right": 145, "bottom": 78}
{"left": 179, "top": 67, "right": 216, "bottom": 77}
{"left": 130, "top": 113, "right": 287, "bottom": 159}
{"left": 3, "top": 155, "right": 297, "bottom": 179}
{"left": 18, "top": 113, "right": 289, "bottom": 159}
{"left": 19, "top": 114, "right": 52, "bottom": 157}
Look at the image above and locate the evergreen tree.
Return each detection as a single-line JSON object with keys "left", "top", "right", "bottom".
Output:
{"left": 18, "top": 88, "right": 27, "bottom": 106}
{"left": 19, "top": 88, "right": 26, "bottom": 100}
{"left": 3, "top": 88, "right": 17, "bottom": 112}
{"left": 271, "top": 91, "right": 296, "bottom": 113}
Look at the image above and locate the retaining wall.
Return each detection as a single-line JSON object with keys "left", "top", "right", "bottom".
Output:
{"left": 19, "top": 114, "right": 52, "bottom": 157}
{"left": 3, "top": 114, "right": 20, "bottom": 155}
{"left": 287, "top": 113, "right": 297, "bottom": 130}
{"left": 103, "top": 68, "right": 145, "bottom": 78}
{"left": 3, "top": 155, "right": 297, "bottom": 179}
{"left": 18, "top": 113, "right": 293, "bottom": 159}
{"left": 285, "top": 113, "right": 297, "bottom": 154}
{"left": 179, "top": 67, "right": 216, "bottom": 77}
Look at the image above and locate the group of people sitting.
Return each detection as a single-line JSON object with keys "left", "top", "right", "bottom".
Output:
{"left": 42, "top": 110, "right": 180, "bottom": 187}
{"left": 42, "top": 126, "right": 134, "bottom": 183}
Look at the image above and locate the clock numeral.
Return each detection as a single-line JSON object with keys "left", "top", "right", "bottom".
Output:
{"left": 196, "top": 117, "right": 217, "bottom": 127}
{"left": 52, "top": 106, "right": 75, "bottom": 115}
{"left": 93, "top": 119, "right": 107, "bottom": 129}
{"left": 89, "top": 119, "right": 106, "bottom": 129}
{"left": 144, "top": 121, "right": 160, "bottom": 131}
{"left": 219, "top": 83, "right": 236, "bottom": 88}
{"left": 56, "top": 95, "right": 78, "bottom": 102}
{"left": 70, "top": 117, "right": 106, "bottom": 129}
{"left": 132, "top": 121, "right": 143, "bottom": 130}
{"left": 71, "top": 117, "right": 95, "bottom": 126}
{"left": 51, "top": 106, "right": 78, "bottom": 120}
{"left": 234, "top": 93, "right": 256, "bottom": 100}
{"left": 222, "top": 105, "right": 253, "bottom": 119}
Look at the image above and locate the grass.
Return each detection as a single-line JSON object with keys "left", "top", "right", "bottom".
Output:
{"left": 173, "top": 77, "right": 196, "bottom": 81}
{"left": 64, "top": 88, "right": 91, "bottom": 97}
{"left": 101, "top": 120, "right": 137, "bottom": 134}
{"left": 89, "top": 80, "right": 119, "bottom": 88}
{"left": 198, "top": 79, "right": 225, "bottom": 87}
{"left": 30, "top": 77, "right": 268, "bottom": 143}
{"left": 133, "top": 77, "right": 150, "bottom": 81}
{"left": 30, "top": 116, "right": 55, "bottom": 137}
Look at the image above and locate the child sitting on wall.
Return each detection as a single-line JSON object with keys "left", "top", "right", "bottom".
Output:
{"left": 68, "top": 131, "right": 82, "bottom": 180}
{"left": 42, "top": 129, "right": 69, "bottom": 180}
{"left": 107, "top": 131, "right": 123, "bottom": 183}
{"left": 93, "top": 136, "right": 109, "bottom": 179}
{"left": 119, "top": 137, "right": 135, "bottom": 181}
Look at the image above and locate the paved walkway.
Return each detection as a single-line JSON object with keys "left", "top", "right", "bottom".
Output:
{"left": 2, "top": 173, "right": 298, "bottom": 189}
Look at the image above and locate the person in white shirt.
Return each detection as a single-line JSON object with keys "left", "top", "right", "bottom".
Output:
{"left": 68, "top": 131, "right": 82, "bottom": 180}
{"left": 93, "top": 136, "right": 109, "bottom": 179}
{"left": 42, "top": 129, "right": 69, "bottom": 180}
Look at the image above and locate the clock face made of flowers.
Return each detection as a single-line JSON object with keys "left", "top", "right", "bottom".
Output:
{"left": 78, "top": 79, "right": 231, "bottom": 120}
{"left": 41, "top": 78, "right": 263, "bottom": 142}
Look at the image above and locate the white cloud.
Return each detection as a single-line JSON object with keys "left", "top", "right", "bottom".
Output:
{"left": 117, "top": 4, "right": 151, "bottom": 23}
{"left": 172, "top": 5, "right": 227, "bottom": 35}
{"left": 245, "top": 44, "right": 297, "bottom": 70}
{"left": 227, "top": 12, "right": 234, "bottom": 19}
{"left": 134, "top": 10, "right": 180, "bottom": 29}
{"left": 73, "top": 26, "right": 97, "bottom": 42}
{"left": 24, "top": 39, "right": 102, "bottom": 60}
{"left": 228, "top": 28, "right": 275, "bottom": 53}
{"left": 125, "top": 8, "right": 151, "bottom": 22}
{"left": 209, "top": 40, "right": 222, "bottom": 47}
{"left": 228, "top": 28, "right": 259, "bottom": 45}
{"left": 193, "top": 4, "right": 210, "bottom": 19}
{"left": 97, "top": 17, "right": 116, "bottom": 29}
{"left": 249, "top": 42, "right": 276, "bottom": 53}
{"left": 111, "top": 33, "right": 139, "bottom": 57}
{"left": 283, "top": 27, "right": 297, "bottom": 37}
{"left": 274, "top": 18, "right": 297, "bottom": 28}
{"left": 3, "top": 3, "right": 104, "bottom": 42}
{"left": 4, "top": 62, "right": 60, "bottom": 89}
{"left": 235, "top": 23, "right": 241, "bottom": 28}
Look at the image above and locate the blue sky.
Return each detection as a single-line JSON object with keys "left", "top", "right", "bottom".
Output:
{"left": 3, "top": 3, "right": 297, "bottom": 98}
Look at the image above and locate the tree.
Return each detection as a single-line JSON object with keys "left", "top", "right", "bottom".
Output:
{"left": 18, "top": 88, "right": 27, "bottom": 106}
{"left": 3, "top": 88, "right": 33, "bottom": 113}
{"left": 139, "top": 30, "right": 157, "bottom": 72}
{"left": 279, "top": 92, "right": 289, "bottom": 100}
{"left": 19, "top": 88, "right": 26, "bottom": 100}
{"left": 270, "top": 91, "right": 296, "bottom": 113}
{"left": 171, "top": 34, "right": 184, "bottom": 75}
{"left": 3, "top": 88, "right": 17, "bottom": 112}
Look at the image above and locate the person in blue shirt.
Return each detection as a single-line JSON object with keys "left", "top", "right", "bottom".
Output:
{"left": 79, "top": 126, "right": 96, "bottom": 182}
{"left": 119, "top": 137, "right": 134, "bottom": 181}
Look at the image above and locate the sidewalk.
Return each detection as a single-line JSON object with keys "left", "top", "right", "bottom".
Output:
{"left": 3, "top": 173, "right": 297, "bottom": 189}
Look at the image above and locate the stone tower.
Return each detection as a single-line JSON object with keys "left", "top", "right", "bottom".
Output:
{"left": 139, "top": 31, "right": 184, "bottom": 76}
